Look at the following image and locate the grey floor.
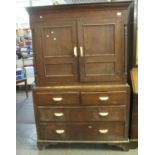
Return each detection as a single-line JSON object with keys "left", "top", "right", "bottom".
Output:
{"left": 16, "top": 89, "right": 138, "bottom": 155}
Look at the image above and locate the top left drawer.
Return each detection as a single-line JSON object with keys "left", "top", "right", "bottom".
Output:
{"left": 34, "top": 91, "right": 80, "bottom": 106}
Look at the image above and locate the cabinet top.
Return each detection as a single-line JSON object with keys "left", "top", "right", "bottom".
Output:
{"left": 26, "top": 1, "right": 132, "bottom": 15}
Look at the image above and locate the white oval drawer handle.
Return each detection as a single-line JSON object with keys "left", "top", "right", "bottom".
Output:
{"left": 99, "top": 129, "right": 109, "bottom": 134}
{"left": 54, "top": 113, "right": 64, "bottom": 117}
{"left": 56, "top": 129, "right": 65, "bottom": 134}
{"left": 99, "top": 96, "right": 109, "bottom": 101}
{"left": 98, "top": 112, "right": 109, "bottom": 117}
{"left": 52, "top": 97, "right": 63, "bottom": 102}
{"left": 39, "top": 15, "right": 43, "bottom": 19}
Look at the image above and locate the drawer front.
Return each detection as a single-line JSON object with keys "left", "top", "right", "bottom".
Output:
{"left": 39, "top": 122, "right": 126, "bottom": 141}
{"left": 37, "top": 106, "right": 126, "bottom": 122}
{"left": 81, "top": 91, "right": 127, "bottom": 105}
{"left": 35, "top": 92, "right": 79, "bottom": 106}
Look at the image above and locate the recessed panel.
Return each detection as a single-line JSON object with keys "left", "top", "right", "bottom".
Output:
{"left": 42, "top": 26, "right": 73, "bottom": 56}
{"left": 83, "top": 24, "right": 114, "bottom": 55}
{"left": 45, "top": 64, "right": 74, "bottom": 76}
{"left": 85, "top": 62, "right": 115, "bottom": 75}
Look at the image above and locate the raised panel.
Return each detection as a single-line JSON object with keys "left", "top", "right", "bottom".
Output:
{"left": 42, "top": 26, "right": 73, "bottom": 57}
{"left": 85, "top": 62, "right": 115, "bottom": 75}
{"left": 84, "top": 24, "right": 115, "bottom": 55}
{"left": 45, "top": 63, "right": 74, "bottom": 76}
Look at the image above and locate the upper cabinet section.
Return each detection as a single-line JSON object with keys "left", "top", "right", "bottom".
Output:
{"left": 27, "top": 2, "right": 132, "bottom": 85}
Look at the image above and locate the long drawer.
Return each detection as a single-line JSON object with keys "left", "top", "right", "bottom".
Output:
{"left": 39, "top": 122, "right": 126, "bottom": 141}
{"left": 81, "top": 91, "right": 128, "bottom": 105}
{"left": 37, "top": 106, "right": 126, "bottom": 122}
{"left": 34, "top": 92, "right": 80, "bottom": 106}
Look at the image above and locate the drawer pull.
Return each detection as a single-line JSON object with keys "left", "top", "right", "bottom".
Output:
{"left": 99, "top": 96, "right": 109, "bottom": 101}
{"left": 52, "top": 97, "right": 63, "bottom": 102}
{"left": 99, "top": 129, "right": 109, "bottom": 134}
{"left": 54, "top": 113, "right": 64, "bottom": 117}
{"left": 56, "top": 129, "right": 65, "bottom": 134}
{"left": 98, "top": 112, "right": 109, "bottom": 117}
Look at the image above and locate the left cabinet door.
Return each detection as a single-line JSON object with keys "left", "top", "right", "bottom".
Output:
{"left": 34, "top": 19, "right": 78, "bottom": 85}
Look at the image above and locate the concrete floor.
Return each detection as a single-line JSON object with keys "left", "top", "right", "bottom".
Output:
{"left": 16, "top": 89, "right": 138, "bottom": 155}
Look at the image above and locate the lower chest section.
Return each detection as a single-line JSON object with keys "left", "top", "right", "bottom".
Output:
{"left": 33, "top": 84, "right": 130, "bottom": 142}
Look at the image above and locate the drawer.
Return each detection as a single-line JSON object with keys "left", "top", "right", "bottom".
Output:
{"left": 37, "top": 106, "right": 126, "bottom": 122}
{"left": 81, "top": 91, "right": 128, "bottom": 105}
{"left": 34, "top": 92, "right": 79, "bottom": 106}
{"left": 39, "top": 122, "right": 126, "bottom": 141}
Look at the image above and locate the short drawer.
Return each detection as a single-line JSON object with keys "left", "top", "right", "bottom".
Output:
{"left": 39, "top": 122, "right": 126, "bottom": 141}
{"left": 37, "top": 106, "right": 126, "bottom": 122}
{"left": 34, "top": 92, "right": 79, "bottom": 106}
{"left": 81, "top": 91, "right": 128, "bottom": 105}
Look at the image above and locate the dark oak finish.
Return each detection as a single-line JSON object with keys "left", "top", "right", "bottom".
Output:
{"left": 34, "top": 92, "right": 79, "bottom": 106}
{"left": 39, "top": 122, "right": 126, "bottom": 141}
{"left": 32, "top": 84, "right": 130, "bottom": 149}
{"left": 33, "top": 19, "right": 78, "bottom": 84}
{"left": 78, "top": 16, "right": 124, "bottom": 82}
{"left": 27, "top": 2, "right": 130, "bottom": 85}
{"left": 27, "top": 1, "right": 132, "bottom": 150}
{"left": 81, "top": 91, "right": 128, "bottom": 105}
{"left": 37, "top": 106, "right": 126, "bottom": 122}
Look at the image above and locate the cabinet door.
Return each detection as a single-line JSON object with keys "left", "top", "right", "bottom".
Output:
{"left": 78, "top": 16, "right": 124, "bottom": 82}
{"left": 34, "top": 20, "right": 78, "bottom": 85}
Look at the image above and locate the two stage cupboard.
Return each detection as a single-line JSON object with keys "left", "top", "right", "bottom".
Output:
{"left": 27, "top": 1, "right": 132, "bottom": 150}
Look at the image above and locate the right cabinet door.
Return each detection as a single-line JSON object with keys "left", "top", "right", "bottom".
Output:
{"left": 78, "top": 16, "right": 124, "bottom": 82}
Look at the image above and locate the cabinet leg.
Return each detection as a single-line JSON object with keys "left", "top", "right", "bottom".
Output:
{"left": 37, "top": 142, "right": 58, "bottom": 150}
{"left": 115, "top": 143, "right": 130, "bottom": 151}
{"left": 129, "top": 141, "right": 138, "bottom": 149}
{"left": 107, "top": 143, "right": 129, "bottom": 151}
{"left": 37, "top": 142, "right": 46, "bottom": 150}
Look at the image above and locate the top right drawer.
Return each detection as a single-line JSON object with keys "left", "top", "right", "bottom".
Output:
{"left": 81, "top": 91, "right": 128, "bottom": 105}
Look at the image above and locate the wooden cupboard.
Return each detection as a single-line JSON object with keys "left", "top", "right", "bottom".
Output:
{"left": 27, "top": 1, "right": 132, "bottom": 150}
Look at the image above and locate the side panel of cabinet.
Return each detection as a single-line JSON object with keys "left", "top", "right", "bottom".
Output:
{"left": 34, "top": 19, "right": 79, "bottom": 85}
{"left": 78, "top": 16, "right": 124, "bottom": 82}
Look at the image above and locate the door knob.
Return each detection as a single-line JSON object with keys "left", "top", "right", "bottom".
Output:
{"left": 74, "top": 46, "right": 77, "bottom": 57}
{"left": 80, "top": 46, "right": 84, "bottom": 57}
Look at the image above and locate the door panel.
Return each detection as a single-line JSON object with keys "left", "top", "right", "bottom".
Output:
{"left": 34, "top": 20, "right": 78, "bottom": 84}
{"left": 84, "top": 24, "right": 115, "bottom": 55}
{"left": 78, "top": 17, "right": 123, "bottom": 82}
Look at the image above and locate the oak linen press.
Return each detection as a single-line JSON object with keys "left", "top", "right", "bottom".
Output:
{"left": 26, "top": 1, "right": 132, "bottom": 150}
